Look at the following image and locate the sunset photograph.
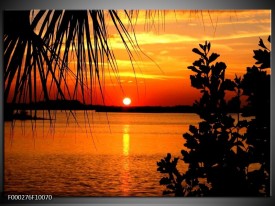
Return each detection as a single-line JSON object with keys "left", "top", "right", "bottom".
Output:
{"left": 4, "top": 10, "right": 271, "bottom": 197}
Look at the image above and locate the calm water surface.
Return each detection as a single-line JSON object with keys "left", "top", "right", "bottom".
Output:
{"left": 5, "top": 111, "right": 201, "bottom": 196}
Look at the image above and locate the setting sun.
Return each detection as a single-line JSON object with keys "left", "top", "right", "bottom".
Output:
{"left": 123, "top": 97, "right": 131, "bottom": 106}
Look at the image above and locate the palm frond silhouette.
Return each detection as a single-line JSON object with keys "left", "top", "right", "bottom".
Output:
{"left": 4, "top": 10, "right": 147, "bottom": 116}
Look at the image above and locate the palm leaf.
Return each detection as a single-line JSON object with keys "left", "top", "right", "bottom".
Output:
{"left": 4, "top": 9, "right": 153, "bottom": 124}
{"left": 4, "top": 9, "right": 175, "bottom": 121}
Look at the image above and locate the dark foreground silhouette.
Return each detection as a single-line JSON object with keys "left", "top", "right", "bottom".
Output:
{"left": 157, "top": 37, "right": 270, "bottom": 196}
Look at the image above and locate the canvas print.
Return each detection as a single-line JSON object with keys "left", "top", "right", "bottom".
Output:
{"left": 4, "top": 10, "right": 271, "bottom": 197}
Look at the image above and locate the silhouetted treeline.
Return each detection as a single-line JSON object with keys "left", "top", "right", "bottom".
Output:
{"left": 4, "top": 100, "right": 201, "bottom": 120}
{"left": 5, "top": 98, "right": 248, "bottom": 114}
{"left": 157, "top": 37, "right": 270, "bottom": 197}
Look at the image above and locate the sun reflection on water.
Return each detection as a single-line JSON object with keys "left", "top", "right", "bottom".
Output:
{"left": 123, "top": 136, "right": 129, "bottom": 156}
{"left": 121, "top": 124, "right": 130, "bottom": 195}
{"left": 123, "top": 124, "right": 130, "bottom": 156}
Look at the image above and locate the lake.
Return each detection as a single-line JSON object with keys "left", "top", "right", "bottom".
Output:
{"left": 4, "top": 111, "right": 202, "bottom": 196}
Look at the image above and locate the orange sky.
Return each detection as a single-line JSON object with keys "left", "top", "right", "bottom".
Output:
{"left": 89, "top": 10, "right": 270, "bottom": 106}
{"left": 6, "top": 10, "right": 271, "bottom": 107}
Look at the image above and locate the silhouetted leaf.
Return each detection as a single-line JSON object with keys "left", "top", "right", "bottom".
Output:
{"left": 189, "top": 125, "right": 198, "bottom": 134}
{"left": 188, "top": 66, "right": 201, "bottom": 73}
{"left": 183, "top": 132, "right": 192, "bottom": 139}
{"left": 184, "top": 135, "right": 198, "bottom": 149}
{"left": 258, "top": 38, "right": 268, "bottom": 50}
{"left": 181, "top": 150, "right": 189, "bottom": 157}
{"left": 253, "top": 49, "right": 270, "bottom": 69}
{"left": 199, "top": 44, "right": 205, "bottom": 51}
{"left": 165, "top": 153, "right": 172, "bottom": 162}
{"left": 192, "top": 48, "right": 204, "bottom": 57}
{"left": 193, "top": 59, "right": 204, "bottom": 67}
{"left": 207, "top": 42, "right": 211, "bottom": 52}
{"left": 208, "top": 53, "right": 220, "bottom": 64}
{"left": 160, "top": 177, "right": 171, "bottom": 185}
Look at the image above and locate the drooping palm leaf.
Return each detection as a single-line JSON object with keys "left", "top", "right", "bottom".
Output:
{"left": 4, "top": 10, "right": 145, "bottom": 113}
{"left": 4, "top": 10, "right": 67, "bottom": 106}
{"left": 4, "top": 11, "right": 158, "bottom": 128}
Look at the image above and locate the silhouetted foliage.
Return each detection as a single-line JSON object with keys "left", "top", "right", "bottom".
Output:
{"left": 241, "top": 36, "right": 271, "bottom": 196}
{"left": 157, "top": 37, "right": 270, "bottom": 196}
{"left": 3, "top": 10, "right": 150, "bottom": 120}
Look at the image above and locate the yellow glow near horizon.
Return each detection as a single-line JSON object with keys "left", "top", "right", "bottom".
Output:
{"left": 103, "top": 10, "right": 271, "bottom": 106}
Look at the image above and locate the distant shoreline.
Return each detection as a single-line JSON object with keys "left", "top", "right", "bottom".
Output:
{"left": 5, "top": 99, "right": 248, "bottom": 120}
{"left": 4, "top": 100, "right": 196, "bottom": 114}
